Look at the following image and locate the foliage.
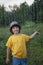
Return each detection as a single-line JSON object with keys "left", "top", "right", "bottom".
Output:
{"left": 0, "top": 22, "right": 43, "bottom": 65}
{"left": 0, "top": 0, "right": 43, "bottom": 26}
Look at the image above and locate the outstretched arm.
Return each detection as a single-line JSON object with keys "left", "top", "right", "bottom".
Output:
{"left": 30, "top": 31, "right": 40, "bottom": 39}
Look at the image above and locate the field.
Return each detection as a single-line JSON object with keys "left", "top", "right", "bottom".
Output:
{"left": 0, "top": 22, "right": 43, "bottom": 65}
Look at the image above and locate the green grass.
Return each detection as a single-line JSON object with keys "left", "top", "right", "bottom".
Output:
{"left": 0, "top": 22, "right": 43, "bottom": 65}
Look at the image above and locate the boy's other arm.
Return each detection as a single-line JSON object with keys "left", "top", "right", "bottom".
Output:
{"left": 30, "top": 31, "right": 40, "bottom": 39}
{"left": 6, "top": 47, "right": 10, "bottom": 64}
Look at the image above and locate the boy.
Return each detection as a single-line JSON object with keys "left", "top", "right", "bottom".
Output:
{"left": 6, "top": 21, "right": 39, "bottom": 65}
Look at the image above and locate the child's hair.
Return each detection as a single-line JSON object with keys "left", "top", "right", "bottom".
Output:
{"left": 10, "top": 21, "right": 21, "bottom": 34}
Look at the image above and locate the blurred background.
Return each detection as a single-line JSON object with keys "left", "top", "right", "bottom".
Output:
{"left": 0, "top": 0, "right": 43, "bottom": 65}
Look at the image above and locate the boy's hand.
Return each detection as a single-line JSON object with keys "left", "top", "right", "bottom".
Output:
{"left": 30, "top": 31, "right": 40, "bottom": 39}
{"left": 35, "top": 31, "right": 40, "bottom": 35}
{"left": 6, "top": 58, "right": 10, "bottom": 64}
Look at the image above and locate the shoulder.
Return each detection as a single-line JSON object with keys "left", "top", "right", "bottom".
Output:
{"left": 20, "top": 34, "right": 30, "bottom": 38}
{"left": 8, "top": 35, "right": 14, "bottom": 40}
{"left": 20, "top": 34, "right": 29, "bottom": 37}
{"left": 20, "top": 34, "right": 25, "bottom": 36}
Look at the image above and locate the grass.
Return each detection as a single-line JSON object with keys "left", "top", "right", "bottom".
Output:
{"left": 0, "top": 22, "right": 43, "bottom": 65}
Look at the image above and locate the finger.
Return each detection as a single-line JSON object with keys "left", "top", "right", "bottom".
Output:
{"left": 37, "top": 32, "right": 40, "bottom": 34}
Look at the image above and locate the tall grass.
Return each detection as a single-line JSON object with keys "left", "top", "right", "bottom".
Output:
{"left": 0, "top": 22, "right": 43, "bottom": 65}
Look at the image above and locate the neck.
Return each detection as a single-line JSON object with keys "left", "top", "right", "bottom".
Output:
{"left": 14, "top": 33, "right": 19, "bottom": 35}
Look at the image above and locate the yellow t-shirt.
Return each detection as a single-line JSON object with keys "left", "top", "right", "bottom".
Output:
{"left": 6, "top": 34, "right": 30, "bottom": 58}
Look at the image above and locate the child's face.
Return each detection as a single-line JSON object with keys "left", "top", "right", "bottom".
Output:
{"left": 12, "top": 26, "right": 19, "bottom": 34}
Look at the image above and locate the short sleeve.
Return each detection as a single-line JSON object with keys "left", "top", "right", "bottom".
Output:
{"left": 23, "top": 34, "right": 30, "bottom": 42}
{"left": 6, "top": 36, "right": 12, "bottom": 49}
